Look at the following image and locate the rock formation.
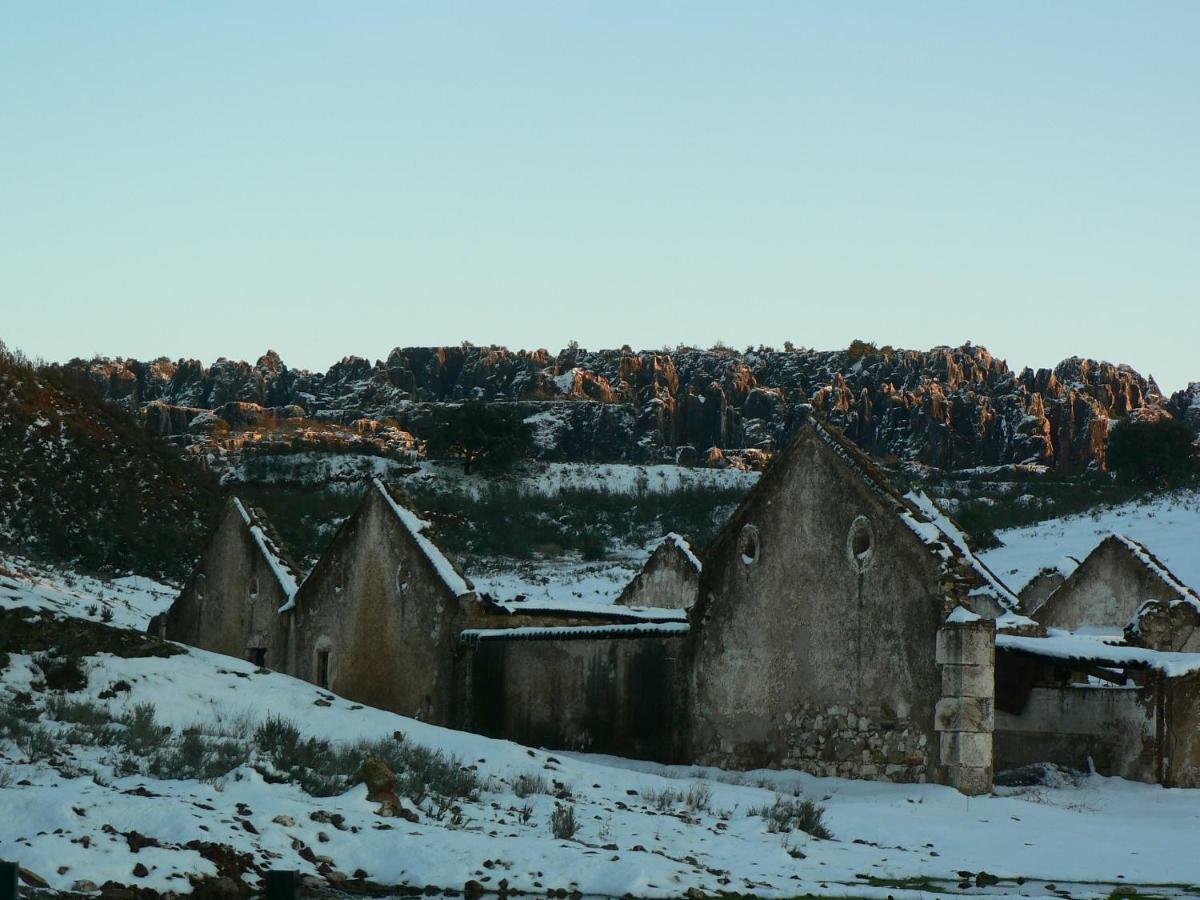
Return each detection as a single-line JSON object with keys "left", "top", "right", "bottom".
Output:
{"left": 75, "top": 342, "right": 1182, "bottom": 472}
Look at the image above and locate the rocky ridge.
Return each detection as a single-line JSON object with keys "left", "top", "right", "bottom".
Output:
{"left": 76, "top": 343, "right": 1186, "bottom": 472}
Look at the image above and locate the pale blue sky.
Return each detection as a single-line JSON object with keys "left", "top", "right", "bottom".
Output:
{"left": 2, "top": 3, "right": 1197, "bottom": 390}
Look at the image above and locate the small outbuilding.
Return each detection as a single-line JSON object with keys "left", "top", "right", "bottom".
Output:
{"left": 614, "top": 532, "right": 701, "bottom": 610}
{"left": 288, "top": 478, "right": 478, "bottom": 725}
{"left": 155, "top": 497, "right": 300, "bottom": 670}
{"left": 1035, "top": 534, "right": 1197, "bottom": 635}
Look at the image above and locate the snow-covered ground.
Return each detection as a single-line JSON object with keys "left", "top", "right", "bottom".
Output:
{"left": 407, "top": 460, "right": 760, "bottom": 499}
{"left": 0, "top": 555, "right": 176, "bottom": 630}
{"left": 5, "top": 558, "right": 1200, "bottom": 897}
{"left": 981, "top": 489, "right": 1200, "bottom": 593}
{"left": 470, "top": 554, "right": 644, "bottom": 611}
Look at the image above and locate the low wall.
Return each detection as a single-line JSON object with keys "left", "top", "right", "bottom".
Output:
{"left": 995, "top": 685, "right": 1157, "bottom": 781}
{"left": 461, "top": 629, "right": 687, "bottom": 763}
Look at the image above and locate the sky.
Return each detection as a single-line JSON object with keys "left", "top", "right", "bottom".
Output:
{"left": 1, "top": 3, "right": 1197, "bottom": 391}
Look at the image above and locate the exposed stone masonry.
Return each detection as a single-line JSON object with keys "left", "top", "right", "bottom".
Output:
{"left": 778, "top": 704, "right": 930, "bottom": 783}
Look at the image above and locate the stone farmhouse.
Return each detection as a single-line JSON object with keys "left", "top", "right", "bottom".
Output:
{"left": 994, "top": 533, "right": 1200, "bottom": 787}
{"left": 155, "top": 418, "right": 1200, "bottom": 796}
{"left": 614, "top": 532, "right": 701, "bottom": 610}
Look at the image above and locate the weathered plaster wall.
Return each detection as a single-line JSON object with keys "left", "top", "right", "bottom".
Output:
{"left": 290, "top": 489, "right": 467, "bottom": 725}
{"left": 1018, "top": 570, "right": 1067, "bottom": 617}
{"left": 161, "top": 501, "right": 290, "bottom": 669}
{"left": 615, "top": 542, "right": 699, "bottom": 610}
{"left": 690, "top": 427, "right": 947, "bottom": 783}
{"left": 1036, "top": 538, "right": 1181, "bottom": 632}
{"left": 1165, "top": 672, "right": 1200, "bottom": 787}
{"left": 463, "top": 634, "right": 687, "bottom": 763}
{"left": 994, "top": 684, "right": 1157, "bottom": 781}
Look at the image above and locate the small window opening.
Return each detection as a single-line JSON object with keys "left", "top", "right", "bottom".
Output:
{"left": 247, "top": 647, "right": 267, "bottom": 668}
{"left": 847, "top": 516, "right": 876, "bottom": 572}
{"left": 739, "top": 524, "right": 760, "bottom": 566}
{"left": 248, "top": 576, "right": 259, "bottom": 601}
{"left": 195, "top": 574, "right": 206, "bottom": 601}
{"left": 334, "top": 562, "right": 344, "bottom": 594}
{"left": 396, "top": 563, "right": 408, "bottom": 592}
{"left": 316, "top": 650, "right": 331, "bottom": 689}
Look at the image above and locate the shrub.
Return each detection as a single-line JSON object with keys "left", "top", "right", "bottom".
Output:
{"left": 550, "top": 802, "right": 579, "bottom": 840}
{"left": 0, "top": 766, "right": 13, "bottom": 788}
{"left": 513, "top": 770, "right": 550, "bottom": 798}
{"left": 150, "top": 731, "right": 250, "bottom": 782}
{"left": 45, "top": 696, "right": 112, "bottom": 727}
{"left": 644, "top": 786, "right": 682, "bottom": 811}
{"left": 684, "top": 782, "right": 712, "bottom": 812}
{"left": 749, "top": 796, "right": 832, "bottom": 839}
{"left": 18, "top": 725, "right": 57, "bottom": 762}
{"left": 119, "top": 703, "right": 171, "bottom": 755}
{"left": 36, "top": 652, "right": 88, "bottom": 692}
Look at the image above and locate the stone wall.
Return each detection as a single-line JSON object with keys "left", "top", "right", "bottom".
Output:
{"left": 1036, "top": 536, "right": 1182, "bottom": 632}
{"left": 461, "top": 632, "right": 687, "bottom": 763}
{"left": 615, "top": 539, "right": 700, "bottom": 610}
{"left": 158, "top": 499, "right": 291, "bottom": 670}
{"left": 690, "top": 426, "right": 948, "bottom": 780}
{"left": 768, "top": 703, "right": 929, "bottom": 783}
{"left": 995, "top": 683, "right": 1157, "bottom": 781}
{"left": 290, "top": 488, "right": 465, "bottom": 725}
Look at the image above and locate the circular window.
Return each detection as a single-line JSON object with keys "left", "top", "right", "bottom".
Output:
{"left": 739, "top": 524, "right": 761, "bottom": 565}
{"left": 846, "top": 516, "right": 875, "bottom": 572}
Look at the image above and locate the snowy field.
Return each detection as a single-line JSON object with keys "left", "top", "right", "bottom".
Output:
{"left": 5, "top": 557, "right": 1200, "bottom": 897}
{"left": 981, "top": 489, "right": 1200, "bottom": 593}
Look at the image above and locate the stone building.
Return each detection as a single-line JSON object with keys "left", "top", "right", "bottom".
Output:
{"left": 153, "top": 497, "right": 299, "bottom": 669}
{"left": 1035, "top": 534, "right": 1198, "bottom": 635}
{"left": 993, "top": 532, "right": 1200, "bottom": 787}
{"left": 614, "top": 533, "right": 701, "bottom": 610}
{"left": 161, "top": 420, "right": 1200, "bottom": 795}
{"left": 1016, "top": 559, "right": 1078, "bottom": 616}
{"left": 688, "top": 420, "right": 1021, "bottom": 795}
{"left": 286, "top": 478, "right": 481, "bottom": 726}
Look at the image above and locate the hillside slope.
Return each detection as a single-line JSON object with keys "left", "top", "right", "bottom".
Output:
{"left": 981, "top": 489, "right": 1200, "bottom": 593}
{"left": 0, "top": 343, "right": 223, "bottom": 580}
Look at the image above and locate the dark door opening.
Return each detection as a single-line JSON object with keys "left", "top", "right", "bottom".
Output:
{"left": 247, "top": 647, "right": 267, "bottom": 668}
{"left": 316, "top": 650, "right": 330, "bottom": 689}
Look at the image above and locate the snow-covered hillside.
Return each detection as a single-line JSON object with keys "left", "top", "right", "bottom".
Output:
{"left": 6, "top": 558, "right": 1200, "bottom": 897}
{"left": 981, "top": 489, "right": 1200, "bottom": 592}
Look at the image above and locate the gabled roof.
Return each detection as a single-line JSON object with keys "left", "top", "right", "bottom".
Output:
{"left": 650, "top": 532, "right": 702, "bottom": 573}
{"left": 371, "top": 477, "right": 474, "bottom": 598}
{"left": 231, "top": 497, "right": 302, "bottom": 610}
{"left": 1110, "top": 534, "right": 1200, "bottom": 613}
{"left": 698, "top": 418, "right": 1028, "bottom": 625}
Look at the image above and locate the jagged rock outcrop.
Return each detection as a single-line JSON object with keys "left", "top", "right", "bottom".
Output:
{"left": 74, "top": 343, "right": 1183, "bottom": 471}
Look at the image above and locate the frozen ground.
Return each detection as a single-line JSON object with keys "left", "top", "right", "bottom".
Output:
{"left": 5, "top": 558, "right": 1200, "bottom": 897}
{"left": 0, "top": 554, "right": 176, "bottom": 630}
{"left": 980, "top": 489, "right": 1200, "bottom": 592}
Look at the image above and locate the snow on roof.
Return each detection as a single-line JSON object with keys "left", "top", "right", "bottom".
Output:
{"left": 484, "top": 597, "right": 687, "bottom": 622}
{"left": 232, "top": 498, "right": 301, "bottom": 610}
{"left": 903, "top": 490, "right": 1030, "bottom": 628}
{"left": 997, "top": 630, "right": 1200, "bottom": 679}
{"left": 372, "top": 478, "right": 474, "bottom": 598}
{"left": 1111, "top": 533, "right": 1200, "bottom": 614}
{"left": 460, "top": 621, "right": 690, "bottom": 644}
{"left": 650, "top": 532, "right": 702, "bottom": 572}
{"left": 805, "top": 421, "right": 1029, "bottom": 625}
{"left": 946, "top": 605, "right": 983, "bottom": 624}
